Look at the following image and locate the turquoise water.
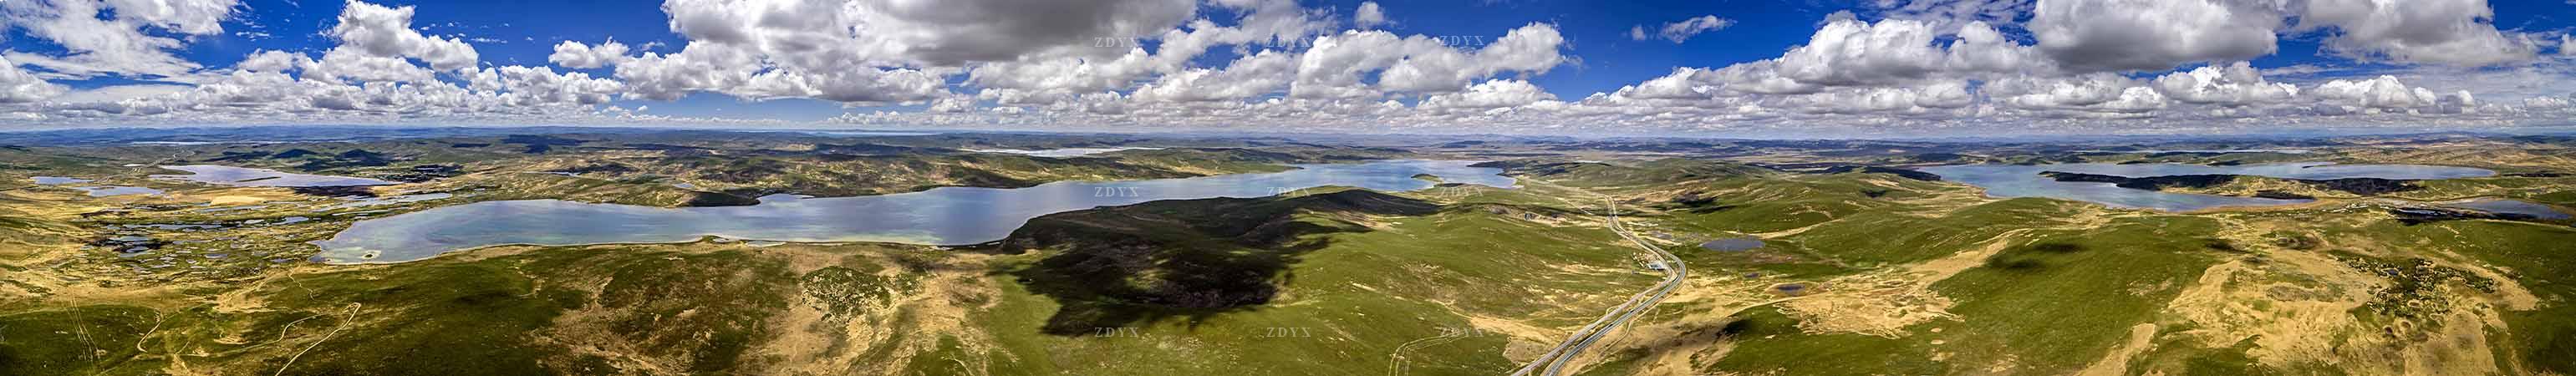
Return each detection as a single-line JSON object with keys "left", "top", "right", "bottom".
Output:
{"left": 314, "top": 160, "right": 1514, "bottom": 264}
{"left": 1920, "top": 162, "right": 2495, "bottom": 211}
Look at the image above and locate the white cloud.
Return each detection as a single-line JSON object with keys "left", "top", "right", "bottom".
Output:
{"left": 101, "top": 0, "right": 237, "bottom": 33}
{"left": 2029, "top": 0, "right": 2283, "bottom": 72}
{"left": 1419, "top": 79, "right": 1557, "bottom": 109}
{"left": 1692, "top": 18, "right": 2048, "bottom": 94}
{"left": 2151, "top": 62, "right": 2299, "bottom": 105}
{"left": 1631, "top": 15, "right": 1734, "bottom": 43}
{"left": 0, "top": 57, "right": 69, "bottom": 104}
{"left": 660, "top": 0, "right": 1195, "bottom": 66}
{"left": 0, "top": 0, "right": 240, "bottom": 79}
{"left": 327, "top": 1, "right": 480, "bottom": 72}
{"left": 2311, "top": 75, "right": 2442, "bottom": 109}
{"left": 1354, "top": 2, "right": 1387, "bottom": 29}
{"left": 1132, "top": 51, "right": 1296, "bottom": 103}
{"left": 1291, "top": 23, "right": 1569, "bottom": 99}
{"left": 549, "top": 40, "right": 630, "bottom": 69}
{"left": 2298, "top": 0, "right": 2538, "bottom": 67}
{"left": 1988, "top": 74, "right": 2162, "bottom": 114}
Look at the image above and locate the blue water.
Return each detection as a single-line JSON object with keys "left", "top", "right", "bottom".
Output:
{"left": 1919, "top": 162, "right": 2495, "bottom": 211}
{"left": 963, "top": 147, "right": 1163, "bottom": 157}
{"left": 2442, "top": 199, "right": 2572, "bottom": 220}
{"left": 154, "top": 165, "right": 397, "bottom": 186}
{"left": 1698, "top": 237, "right": 1764, "bottom": 252}
{"left": 79, "top": 186, "right": 164, "bottom": 196}
{"left": 314, "top": 160, "right": 1515, "bottom": 263}
{"left": 32, "top": 176, "right": 90, "bottom": 185}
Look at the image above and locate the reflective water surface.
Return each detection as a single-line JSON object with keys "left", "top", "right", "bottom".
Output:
{"left": 77, "top": 186, "right": 164, "bottom": 196}
{"left": 155, "top": 165, "right": 398, "bottom": 186}
{"left": 32, "top": 176, "right": 90, "bottom": 185}
{"left": 2441, "top": 198, "right": 2572, "bottom": 220}
{"left": 1920, "top": 162, "right": 2496, "bottom": 211}
{"left": 315, "top": 160, "right": 1513, "bottom": 263}
{"left": 961, "top": 147, "right": 1164, "bottom": 157}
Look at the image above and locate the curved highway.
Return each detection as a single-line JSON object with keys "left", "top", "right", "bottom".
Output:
{"left": 1510, "top": 201, "right": 1687, "bottom": 376}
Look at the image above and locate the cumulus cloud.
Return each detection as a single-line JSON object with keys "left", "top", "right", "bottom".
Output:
{"left": 1354, "top": 2, "right": 1387, "bottom": 29}
{"left": 0, "top": 0, "right": 689, "bottom": 125}
{"left": 1419, "top": 79, "right": 1557, "bottom": 109}
{"left": 1667, "top": 18, "right": 2047, "bottom": 96}
{"left": 0, "top": 0, "right": 240, "bottom": 78}
{"left": 2311, "top": 75, "right": 2444, "bottom": 109}
{"left": 2025, "top": 0, "right": 2538, "bottom": 69}
{"left": 1988, "top": 74, "right": 2164, "bottom": 114}
{"left": 327, "top": 0, "right": 480, "bottom": 72}
{"left": 549, "top": 40, "right": 631, "bottom": 69}
{"left": 0, "top": 57, "right": 69, "bottom": 103}
{"left": 2298, "top": 0, "right": 2538, "bottom": 67}
{"left": 1630, "top": 15, "right": 1734, "bottom": 43}
{"left": 1292, "top": 23, "right": 1569, "bottom": 98}
{"left": 1132, "top": 51, "right": 1296, "bottom": 103}
{"left": 2151, "top": 62, "right": 2299, "bottom": 105}
{"left": 2029, "top": 0, "right": 2283, "bottom": 73}
{"left": 660, "top": 0, "right": 1195, "bottom": 65}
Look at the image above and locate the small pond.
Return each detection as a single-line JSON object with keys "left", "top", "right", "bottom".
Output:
{"left": 1698, "top": 237, "right": 1764, "bottom": 252}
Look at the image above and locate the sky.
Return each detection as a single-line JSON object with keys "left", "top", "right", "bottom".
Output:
{"left": 3, "top": 0, "right": 2575, "bottom": 138}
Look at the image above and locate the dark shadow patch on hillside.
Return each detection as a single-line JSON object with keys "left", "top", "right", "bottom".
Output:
{"left": 1984, "top": 242, "right": 2087, "bottom": 272}
{"left": 501, "top": 135, "right": 586, "bottom": 154}
{"left": 997, "top": 190, "right": 1438, "bottom": 335}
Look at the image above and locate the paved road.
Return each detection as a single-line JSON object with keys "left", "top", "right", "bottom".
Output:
{"left": 1510, "top": 201, "right": 1688, "bottom": 376}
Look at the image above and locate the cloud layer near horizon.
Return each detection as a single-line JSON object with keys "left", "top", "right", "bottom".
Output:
{"left": 3, "top": 0, "right": 2574, "bottom": 136}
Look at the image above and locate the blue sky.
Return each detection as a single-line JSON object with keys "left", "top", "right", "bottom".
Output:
{"left": 3, "top": 0, "right": 2575, "bottom": 136}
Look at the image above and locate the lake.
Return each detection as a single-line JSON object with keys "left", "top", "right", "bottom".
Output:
{"left": 2441, "top": 198, "right": 2572, "bottom": 220}
{"left": 313, "top": 160, "right": 1514, "bottom": 263}
{"left": 77, "top": 186, "right": 165, "bottom": 196}
{"left": 33, "top": 175, "right": 163, "bottom": 196}
{"left": 962, "top": 147, "right": 1164, "bottom": 157}
{"left": 1920, "top": 162, "right": 2496, "bottom": 211}
{"left": 32, "top": 176, "right": 91, "bottom": 185}
{"left": 155, "top": 165, "right": 399, "bottom": 186}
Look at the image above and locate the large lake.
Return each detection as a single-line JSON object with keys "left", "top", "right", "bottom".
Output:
{"left": 313, "top": 160, "right": 1514, "bottom": 263}
{"left": 155, "top": 165, "right": 398, "bottom": 186}
{"left": 1920, "top": 162, "right": 2496, "bottom": 211}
